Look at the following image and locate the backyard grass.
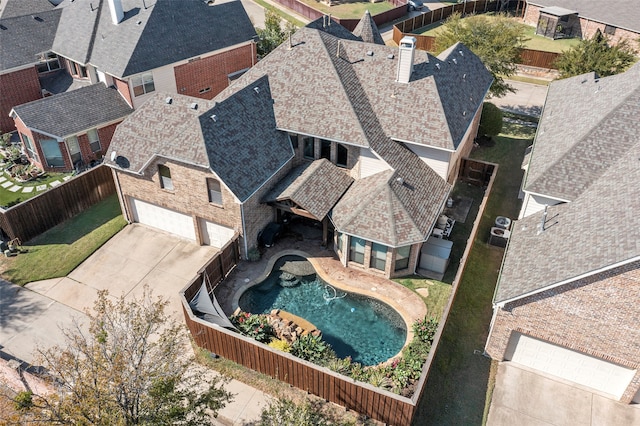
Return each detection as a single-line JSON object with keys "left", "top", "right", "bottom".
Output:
{"left": 416, "top": 16, "right": 581, "bottom": 53}
{"left": 0, "top": 171, "right": 71, "bottom": 208}
{"left": 297, "top": 0, "right": 394, "bottom": 19}
{"left": 0, "top": 194, "right": 126, "bottom": 285}
{"left": 394, "top": 277, "right": 452, "bottom": 319}
{"left": 412, "top": 120, "right": 534, "bottom": 425}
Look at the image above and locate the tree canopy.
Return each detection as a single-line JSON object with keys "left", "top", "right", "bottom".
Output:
{"left": 11, "top": 289, "right": 232, "bottom": 425}
{"left": 257, "top": 11, "right": 298, "bottom": 58}
{"left": 554, "top": 30, "right": 637, "bottom": 78}
{"left": 435, "top": 13, "right": 528, "bottom": 98}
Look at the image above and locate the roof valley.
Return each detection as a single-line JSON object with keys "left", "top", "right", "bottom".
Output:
{"left": 84, "top": 0, "right": 105, "bottom": 66}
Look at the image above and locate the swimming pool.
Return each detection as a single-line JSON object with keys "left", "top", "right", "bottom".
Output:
{"left": 238, "top": 255, "right": 407, "bottom": 366}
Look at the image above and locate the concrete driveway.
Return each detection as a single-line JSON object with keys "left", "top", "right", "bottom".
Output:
{"left": 488, "top": 363, "right": 640, "bottom": 426}
{"left": 26, "top": 224, "right": 219, "bottom": 319}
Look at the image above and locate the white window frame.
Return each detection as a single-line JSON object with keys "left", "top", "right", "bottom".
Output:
{"left": 66, "top": 136, "right": 81, "bottom": 165}
{"left": 207, "top": 178, "right": 223, "bottom": 205}
{"left": 131, "top": 73, "right": 155, "bottom": 97}
{"left": 87, "top": 129, "right": 101, "bottom": 153}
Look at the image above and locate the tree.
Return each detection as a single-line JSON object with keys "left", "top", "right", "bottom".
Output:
{"left": 257, "top": 11, "right": 297, "bottom": 57}
{"left": 259, "top": 398, "right": 332, "bottom": 426}
{"left": 12, "top": 289, "right": 232, "bottom": 425}
{"left": 435, "top": 13, "right": 529, "bottom": 98}
{"left": 478, "top": 102, "right": 503, "bottom": 137}
{"left": 554, "top": 30, "right": 637, "bottom": 78}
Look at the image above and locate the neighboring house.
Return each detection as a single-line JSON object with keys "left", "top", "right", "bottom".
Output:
{"left": 485, "top": 63, "right": 640, "bottom": 403}
{"left": 10, "top": 84, "right": 132, "bottom": 171}
{"left": 1, "top": 0, "right": 257, "bottom": 172}
{"left": 523, "top": 0, "right": 640, "bottom": 49}
{"left": 105, "top": 16, "right": 492, "bottom": 279}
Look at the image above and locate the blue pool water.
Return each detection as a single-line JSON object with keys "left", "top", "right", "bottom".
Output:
{"left": 238, "top": 256, "right": 407, "bottom": 365}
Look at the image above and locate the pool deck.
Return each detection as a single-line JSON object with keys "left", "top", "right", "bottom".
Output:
{"left": 214, "top": 224, "right": 427, "bottom": 348}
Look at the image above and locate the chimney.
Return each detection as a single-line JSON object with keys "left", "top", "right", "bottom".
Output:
{"left": 396, "top": 36, "right": 416, "bottom": 84}
{"left": 107, "top": 0, "right": 124, "bottom": 24}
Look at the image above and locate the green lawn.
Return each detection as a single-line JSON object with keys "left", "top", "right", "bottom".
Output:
{"left": 0, "top": 171, "right": 72, "bottom": 208}
{"left": 416, "top": 17, "right": 581, "bottom": 53}
{"left": 252, "top": 0, "right": 306, "bottom": 27}
{"left": 0, "top": 194, "right": 126, "bottom": 285}
{"left": 394, "top": 277, "right": 452, "bottom": 319}
{"left": 413, "top": 121, "right": 534, "bottom": 425}
{"left": 297, "top": 0, "right": 394, "bottom": 19}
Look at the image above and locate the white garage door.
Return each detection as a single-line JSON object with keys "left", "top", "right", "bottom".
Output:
{"left": 199, "top": 219, "right": 235, "bottom": 248}
{"left": 506, "top": 333, "right": 636, "bottom": 399}
{"left": 130, "top": 198, "right": 196, "bottom": 241}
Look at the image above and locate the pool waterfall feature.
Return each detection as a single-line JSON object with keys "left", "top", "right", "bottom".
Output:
{"left": 236, "top": 254, "right": 407, "bottom": 366}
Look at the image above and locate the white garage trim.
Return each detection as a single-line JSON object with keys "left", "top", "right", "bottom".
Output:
{"left": 505, "top": 333, "right": 636, "bottom": 400}
{"left": 129, "top": 198, "right": 196, "bottom": 241}
{"left": 199, "top": 218, "right": 235, "bottom": 248}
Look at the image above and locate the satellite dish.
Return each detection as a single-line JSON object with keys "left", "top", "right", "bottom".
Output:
{"left": 110, "top": 151, "right": 117, "bottom": 162}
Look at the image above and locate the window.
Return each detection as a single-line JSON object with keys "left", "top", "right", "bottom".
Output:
{"left": 66, "top": 136, "right": 81, "bottom": 165}
{"left": 159, "top": 165, "right": 173, "bottom": 190}
{"left": 41, "top": 139, "right": 64, "bottom": 167}
{"left": 37, "top": 52, "right": 61, "bottom": 73}
{"left": 349, "top": 237, "right": 365, "bottom": 265}
{"left": 198, "top": 87, "right": 211, "bottom": 94}
{"left": 395, "top": 245, "right": 411, "bottom": 271}
{"left": 336, "top": 144, "right": 348, "bottom": 168}
{"left": 79, "top": 65, "right": 87, "bottom": 78}
{"left": 132, "top": 73, "right": 155, "bottom": 97}
{"left": 303, "top": 137, "right": 314, "bottom": 159}
{"left": 320, "top": 139, "right": 331, "bottom": 160}
{"left": 21, "top": 133, "right": 37, "bottom": 159}
{"left": 87, "top": 129, "right": 101, "bottom": 152}
{"left": 371, "top": 243, "right": 387, "bottom": 271}
{"left": 288, "top": 133, "right": 298, "bottom": 149}
{"left": 604, "top": 25, "right": 616, "bottom": 36}
{"left": 207, "top": 178, "right": 222, "bottom": 205}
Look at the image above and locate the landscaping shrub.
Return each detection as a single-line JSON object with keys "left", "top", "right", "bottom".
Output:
{"left": 478, "top": 102, "right": 503, "bottom": 138}
{"left": 413, "top": 316, "right": 439, "bottom": 344}
{"left": 259, "top": 397, "right": 331, "bottom": 426}
{"left": 267, "top": 338, "right": 291, "bottom": 353}
{"left": 230, "top": 311, "right": 274, "bottom": 343}
{"left": 13, "top": 391, "right": 33, "bottom": 410}
{"left": 290, "top": 334, "right": 335, "bottom": 364}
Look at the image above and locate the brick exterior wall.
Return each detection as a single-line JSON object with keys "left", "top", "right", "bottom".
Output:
{"left": 0, "top": 67, "right": 42, "bottom": 133}
{"left": 524, "top": 3, "right": 640, "bottom": 51}
{"left": 115, "top": 157, "right": 293, "bottom": 258}
{"left": 448, "top": 105, "right": 482, "bottom": 183}
{"left": 485, "top": 261, "right": 640, "bottom": 403}
{"left": 174, "top": 43, "right": 255, "bottom": 100}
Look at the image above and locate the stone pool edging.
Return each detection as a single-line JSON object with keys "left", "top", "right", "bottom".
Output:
{"left": 231, "top": 249, "right": 426, "bottom": 361}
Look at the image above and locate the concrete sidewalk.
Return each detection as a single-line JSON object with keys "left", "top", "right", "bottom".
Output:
{"left": 491, "top": 80, "right": 549, "bottom": 117}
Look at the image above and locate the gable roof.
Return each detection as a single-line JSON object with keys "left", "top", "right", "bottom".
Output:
{"left": 218, "top": 26, "right": 492, "bottom": 152}
{"left": 52, "top": 0, "right": 256, "bottom": 78}
{"left": 495, "top": 65, "right": 640, "bottom": 304}
{"left": 0, "top": 0, "right": 55, "bottom": 19}
{"left": 0, "top": 8, "right": 62, "bottom": 72}
{"left": 528, "top": 0, "right": 640, "bottom": 33}
{"left": 263, "top": 159, "right": 354, "bottom": 220}
{"left": 351, "top": 11, "right": 385, "bottom": 45}
{"left": 11, "top": 83, "right": 132, "bottom": 138}
{"left": 525, "top": 63, "right": 640, "bottom": 201}
{"left": 107, "top": 76, "right": 292, "bottom": 202}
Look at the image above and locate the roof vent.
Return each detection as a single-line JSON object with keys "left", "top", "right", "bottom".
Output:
{"left": 463, "top": 73, "right": 466, "bottom": 79}
{"left": 206, "top": 0, "right": 215, "bottom": 5}
{"left": 0, "top": 25, "right": 6, "bottom": 30}
{"left": 396, "top": 177, "right": 404, "bottom": 185}
{"left": 458, "top": 50, "right": 464, "bottom": 56}
{"left": 254, "top": 87, "right": 260, "bottom": 94}
{"left": 210, "top": 114, "right": 217, "bottom": 122}
{"left": 387, "top": 54, "right": 394, "bottom": 60}
{"left": 366, "top": 51, "right": 373, "bottom": 56}
{"left": 435, "top": 63, "right": 440, "bottom": 70}
{"left": 452, "top": 58, "right": 457, "bottom": 65}
{"left": 33, "top": 16, "right": 44, "bottom": 22}
{"left": 165, "top": 97, "right": 172, "bottom": 104}
{"left": 189, "top": 103, "right": 198, "bottom": 110}
{"left": 136, "top": 20, "right": 142, "bottom": 25}
{"left": 463, "top": 111, "right": 467, "bottom": 116}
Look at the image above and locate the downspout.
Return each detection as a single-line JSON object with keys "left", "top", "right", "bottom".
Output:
{"left": 240, "top": 202, "right": 248, "bottom": 259}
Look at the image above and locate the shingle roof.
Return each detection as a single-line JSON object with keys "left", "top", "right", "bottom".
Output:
{"left": 525, "top": 63, "right": 640, "bottom": 201}
{"left": 263, "top": 159, "right": 353, "bottom": 220}
{"left": 0, "top": 9, "right": 61, "bottom": 72}
{"left": 351, "top": 10, "right": 385, "bottom": 45}
{"left": 107, "top": 77, "right": 292, "bottom": 202}
{"left": 495, "top": 65, "right": 640, "bottom": 304}
{"left": 52, "top": 0, "right": 256, "bottom": 78}
{"left": 218, "top": 27, "right": 492, "bottom": 152}
{"left": 0, "top": 0, "right": 55, "bottom": 19}
{"left": 12, "top": 83, "right": 132, "bottom": 138}
{"left": 529, "top": 0, "right": 640, "bottom": 33}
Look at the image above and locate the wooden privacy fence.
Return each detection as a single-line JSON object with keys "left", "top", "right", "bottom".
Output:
{"left": 271, "top": 0, "right": 407, "bottom": 31}
{"left": 0, "top": 165, "right": 116, "bottom": 242}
